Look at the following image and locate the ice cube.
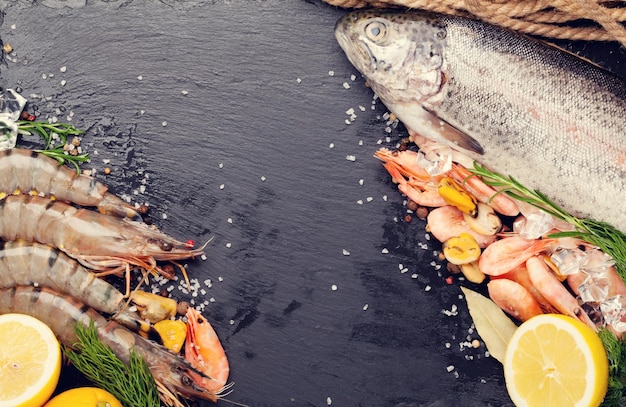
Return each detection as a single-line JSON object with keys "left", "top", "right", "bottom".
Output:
{"left": 550, "top": 247, "right": 585, "bottom": 276}
{"left": 578, "top": 274, "right": 610, "bottom": 303}
{"left": 514, "top": 211, "right": 555, "bottom": 240}
{"left": 600, "top": 295, "right": 626, "bottom": 333}
{"left": 581, "top": 248, "right": 615, "bottom": 276}
{"left": 416, "top": 146, "right": 453, "bottom": 176}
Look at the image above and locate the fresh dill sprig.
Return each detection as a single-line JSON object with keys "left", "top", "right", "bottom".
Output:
{"left": 598, "top": 328, "right": 626, "bottom": 406}
{"left": 469, "top": 162, "right": 626, "bottom": 282}
{"left": 64, "top": 321, "right": 161, "bottom": 407}
{"left": 17, "top": 120, "right": 89, "bottom": 172}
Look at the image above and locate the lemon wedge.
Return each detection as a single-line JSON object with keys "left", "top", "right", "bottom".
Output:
{"left": 504, "top": 314, "right": 608, "bottom": 407}
{"left": 0, "top": 313, "right": 62, "bottom": 407}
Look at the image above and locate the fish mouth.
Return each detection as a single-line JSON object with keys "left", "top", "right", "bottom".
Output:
{"left": 334, "top": 23, "right": 377, "bottom": 73}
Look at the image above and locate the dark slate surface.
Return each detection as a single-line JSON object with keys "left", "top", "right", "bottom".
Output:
{"left": 0, "top": 1, "right": 623, "bottom": 406}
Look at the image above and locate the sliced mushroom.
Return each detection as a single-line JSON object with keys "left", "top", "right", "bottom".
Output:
{"left": 463, "top": 202, "right": 502, "bottom": 236}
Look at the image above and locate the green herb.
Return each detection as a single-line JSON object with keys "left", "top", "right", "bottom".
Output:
{"left": 469, "top": 162, "right": 626, "bottom": 281}
{"left": 599, "top": 328, "right": 626, "bottom": 406}
{"left": 17, "top": 120, "right": 89, "bottom": 172}
{"left": 64, "top": 321, "right": 161, "bottom": 407}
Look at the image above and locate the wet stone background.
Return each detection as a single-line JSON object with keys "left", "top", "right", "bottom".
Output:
{"left": 0, "top": 1, "right": 624, "bottom": 406}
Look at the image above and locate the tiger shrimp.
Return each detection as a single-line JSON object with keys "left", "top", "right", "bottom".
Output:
{"left": 0, "top": 241, "right": 177, "bottom": 327}
{"left": 0, "top": 195, "right": 205, "bottom": 283}
{"left": 0, "top": 148, "right": 141, "bottom": 220}
{"left": 0, "top": 286, "right": 219, "bottom": 407}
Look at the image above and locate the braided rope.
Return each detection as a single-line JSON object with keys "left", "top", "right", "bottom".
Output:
{"left": 324, "top": 0, "right": 626, "bottom": 46}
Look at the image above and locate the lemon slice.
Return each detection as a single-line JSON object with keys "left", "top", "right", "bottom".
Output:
{"left": 504, "top": 314, "right": 608, "bottom": 407}
{"left": 0, "top": 313, "right": 62, "bottom": 407}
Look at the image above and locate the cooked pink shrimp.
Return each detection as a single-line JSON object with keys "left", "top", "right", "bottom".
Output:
{"left": 567, "top": 266, "right": 626, "bottom": 297}
{"left": 374, "top": 148, "right": 433, "bottom": 181}
{"left": 478, "top": 236, "right": 555, "bottom": 276}
{"left": 447, "top": 163, "right": 519, "bottom": 216}
{"left": 526, "top": 256, "right": 596, "bottom": 329}
{"left": 382, "top": 161, "right": 447, "bottom": 207}
{"left": 487, "top": 278, "right": 543, "bottom": 322}
{"left": 426, "top": 205, "right": 497, "bottom": 247}
{"left": 495, "top": 265, "right": 558, "bottom": 313}
{"left": 185, "top": 307, "right": 231, "bottom": 402}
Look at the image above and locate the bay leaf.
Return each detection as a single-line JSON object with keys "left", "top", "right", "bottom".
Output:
{"left": 460, "top": 286, "right": 518, "bottom": 364}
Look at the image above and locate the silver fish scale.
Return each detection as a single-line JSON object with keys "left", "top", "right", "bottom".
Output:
{"left": 336, "top": 11, "right": 626, "bottom": 232}
{"left": 438, "top": 15, "right": 626, "bottom": 228}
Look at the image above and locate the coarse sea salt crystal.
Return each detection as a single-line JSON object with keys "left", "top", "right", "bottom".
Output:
{"left": 327, "top": 397, "right": 332, "bottom": 405}
{"left": 296, "top": 78, "right": 302, "bottom": 83}
{"left": 329, "top": 143, "right": 334, "bottom": 148}
{"left": 227, "top": 218, "right": 233, "bottom": 224}
{"left": 342, "top": 82, "right": 350, "bottom": 89}
{"left": 381, "top": 248, "right": 389, "bottom": 254}
{"left": 60, "top": 79, "right": 67, "bottom": 86}
{"left": 181, "top": 90, "right": 189, "bottom": 95}
{"left": 342, "top": 249, "right": 350, "bottom": 256}
{"left": 356, "top": 199, "right": 363, "bottom": 205}
{"left": 219, "top": 184, "right": 225, "bottom": 190}
{"left": 362, "top": 304, "right": 369, "bottom": 311}
{"left": 226, "top": 242, "right": 231, "bottom": 248}
{"left": 261, "top": 176, "right": 266, "bottom": 181}
{"left": 346, "top": 155, "right": 356, "bottom": 161}
{"left": 137, "top": 75, "right": 143, "bottom": 80}
{"left": 331, "top": 284, "right": 338, "bottom": 291}
{"left": 328, "top": 70, "right": 335, "bottom": 76}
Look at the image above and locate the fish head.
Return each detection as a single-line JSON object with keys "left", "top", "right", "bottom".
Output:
{"left": 334, "top": 10, "right": 448, "bottom": 104}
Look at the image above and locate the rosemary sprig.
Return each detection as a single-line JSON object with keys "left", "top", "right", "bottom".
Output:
{"left": 64, "top": 321, "right": 161, "bottom": 407}
{"left": 598, "top": 328, "right": 626, "bottom": 406}
{"left": 17, "top": 120, "right": 89, "bottom": 172}
{"left": 469, "top": 162, "right": 626, "bottom": 281}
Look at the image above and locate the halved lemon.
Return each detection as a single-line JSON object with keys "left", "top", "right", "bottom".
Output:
{"left": 504, "top": 314, "right": 608, "bottom": 407}
{"left": 0, "top": 313, "right": 62, "bottom": 407}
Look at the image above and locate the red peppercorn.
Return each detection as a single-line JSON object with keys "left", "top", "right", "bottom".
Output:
{"left": 445, "top": 276, "right": 454, "bottom": 285}
{"left": 185, "top": 239, "right": 195, "bottom": 249}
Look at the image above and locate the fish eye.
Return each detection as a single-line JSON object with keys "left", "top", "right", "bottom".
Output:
{"left": 364, "top": 21, "right": 387, "bottom": 43}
